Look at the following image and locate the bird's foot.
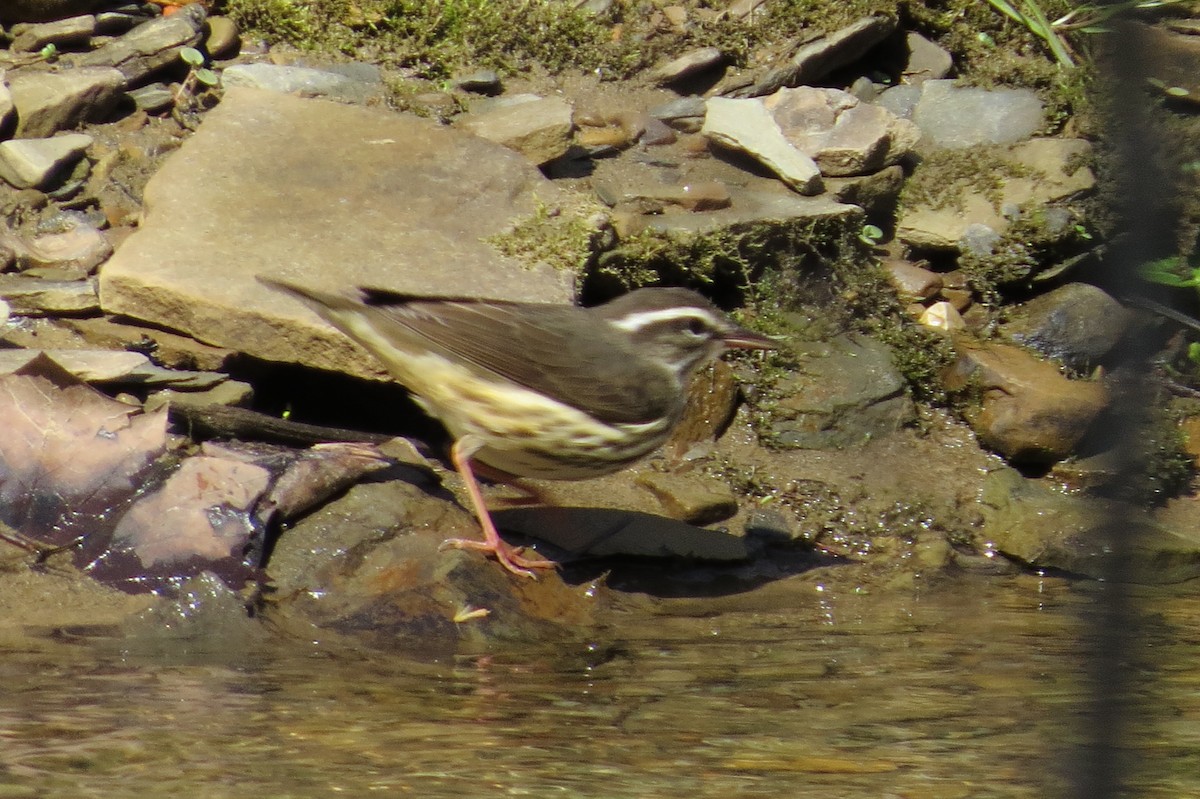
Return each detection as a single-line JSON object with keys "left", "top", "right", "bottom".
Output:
{"left": 440, "top": 536, "right": 557, "bottom": 579}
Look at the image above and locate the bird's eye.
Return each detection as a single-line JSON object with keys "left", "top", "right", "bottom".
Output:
{"left": 685, "top": 318, "right": 708, "bottom": 336}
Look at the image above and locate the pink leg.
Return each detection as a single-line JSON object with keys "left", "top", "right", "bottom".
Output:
{"left": 441, "top": 437, "right": 556, "bottom": 578}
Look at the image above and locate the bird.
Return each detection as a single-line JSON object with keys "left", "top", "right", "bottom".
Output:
{"left": 259, "top": 277, "right": 774, "bottom": 577}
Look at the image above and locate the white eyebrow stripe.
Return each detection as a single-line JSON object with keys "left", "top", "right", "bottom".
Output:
{"left": 607, "top": 307, "right": 711, "bottom": 332}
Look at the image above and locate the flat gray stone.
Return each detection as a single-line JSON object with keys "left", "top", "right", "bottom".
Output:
{"left": 222, "top": 63, "right": 384, "bottom": 104}
{"left": 912, "top": 79, "right": 1044, "bottom": 149}
{"left": 98, "top": 87, "right": 573, "bottom": 381}
{"left": 456, "top": 95, "right": 575, "bottom": 165}
{"left": 10, "top": 13, "right": 96, "bottom": 52}
{"left": 0, "top": 132, "right": 92, "bottom": 189}
{"left": 75, "top": 3, "right": 206, "bottom": 83}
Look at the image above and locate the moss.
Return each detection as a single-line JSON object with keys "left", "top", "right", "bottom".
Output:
{"left": 899, "top": 146, "right": 1033, "bottom": 214}
{"left": 957, "top": 205, "right": 1091, "bottom": 303}
{"left": 485, "top": 198, "right": 606, "bottom": 276}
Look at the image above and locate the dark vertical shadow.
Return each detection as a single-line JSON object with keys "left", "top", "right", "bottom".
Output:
{"left": 1074, "top": 21, "right": 1164, "bottom": 798}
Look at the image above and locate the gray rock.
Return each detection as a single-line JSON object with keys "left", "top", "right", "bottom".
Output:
{"left": 942, "top": 339, "right": 1108, "bottom": 463}
{"left": 1003, "top": 283, "right": 1133, "bottom": 371}
{"left": 127, "top": 83, "right": 175, "bottom": 114}
{"left": 764, "top": 86, "right": 920, "bottom": 176}
{"left": 221, "top": 63, "right": 384, "bottom": 104}
{"left": 649, "top": 96, "right": 707, "bottom": 132}
{"left": 648, "top": 46, "right": 725, "bottom": 86}
{"left": 0, "top": 133, "right": 93, "bottom": 190}
{"left": 10, "top": 13, "right": 96, "bottom": 52}
{"left": 634, "top": 189, "right": 860, "bottom": 238}
{"left": 204, "top": 15, "right": 240, "bottom": 59}
{"left": 875, "top": 83, "right": 922, "bottom": 119}
{"left": 726, "top": 15, "right": 898, "bottom": 99}
{"left": 902, "top": 31, "right": 953, "bottom": 85}
{"left": 702, "top": 96, "right": 823, "bottom": 195}
{"left": 8, "top": 67, "right": 124, "bottom": 138}
{"left": 456, "top": 95, "right": 575, "bottom": 165}
{"left": 912, "top": 79, "right": 1044, "bottom": 149}
{"left": 75, "top": 2, "right": 206, "bottom": 83}
{"left": 98, "top": 87, "right": 573, "bottom": 381}
{"left": 769, "top": 334, "right": 916, "bottom": 449}
{"left": 453, "top": 69, "right": 501, "bottom": 95}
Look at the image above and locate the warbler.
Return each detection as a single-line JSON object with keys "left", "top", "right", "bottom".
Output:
{"left": 260, "top": 278, "right": 773, "bottom": 576}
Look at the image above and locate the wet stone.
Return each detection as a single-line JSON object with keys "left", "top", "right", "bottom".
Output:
{"left": 882, "top": 257, "right": 943, "bottom": 302}
{"left": 204, "top": 14, "right": 240, "bottom": 59}
{"left": 1002, "top": 282, "right": 1133, "bottom": 372}
{"left": 635, "top": 470, "right": 739, "bottom": 526}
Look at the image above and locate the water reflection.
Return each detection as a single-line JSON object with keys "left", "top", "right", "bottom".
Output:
{"left": 0, "top": 573, "right": 1194, "bottom": 798}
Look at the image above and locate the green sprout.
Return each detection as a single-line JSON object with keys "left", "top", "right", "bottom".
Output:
{"left": 175, "top": 46, "right": 220, "bottom": 106}
{"left": 858, "top": 224, "right": 884, "bottom": 247}
{"left": 38, "top": 43, "right": 58, "bottom": 61}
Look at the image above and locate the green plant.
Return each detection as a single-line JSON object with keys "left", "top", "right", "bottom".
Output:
{"left": 858, "top": 224, "right": 884, "bottom": 247}
{"left": 175, "top": 46, "right": 220, "bottom": 106}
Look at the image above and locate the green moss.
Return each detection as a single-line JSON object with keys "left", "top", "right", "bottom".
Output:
{"left": 899, "top": 147, "right": 1033, "bottom": 214}
{"left": 486, "top": 198, "right": 606, "bottom": 276}
{"left": 957, "top": 205, "right": 1090, "bottom": 303}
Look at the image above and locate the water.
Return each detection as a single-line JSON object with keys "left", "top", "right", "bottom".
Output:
{"left": 0, "top": 572, "right": 1195, "bottom": 798}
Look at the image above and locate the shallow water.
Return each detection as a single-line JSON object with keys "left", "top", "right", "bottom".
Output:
{"left": 0, "top": 572, "right": 1195, "bottom": 798}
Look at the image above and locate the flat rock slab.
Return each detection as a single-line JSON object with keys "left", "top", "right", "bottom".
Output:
{"left": 99, "top": 87, "right": 573, "bottom": 380}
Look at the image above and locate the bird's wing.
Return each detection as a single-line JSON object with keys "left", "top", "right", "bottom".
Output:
{"left": 364, "top": 296, "right": 679, "bottom": 426}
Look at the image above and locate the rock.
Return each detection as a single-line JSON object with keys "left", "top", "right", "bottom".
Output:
{"left": 764, "top": 86, "right": 919, "bottom": 176}
{"left": 60, "top": 315, "right": 236, "bottom": 371}
{"left": 453, "top": 69, "right": 501, "bottom": 95}
{"left": 0, "top": 274, "right": 98, "bottom": 315}
{"left": 126, "top": 83, "right": 175, "bottom": 114}
{"left": 1003, "top": 283, "right": 1133, "bottom": 371}
{"left": 768, "top": 334, "right": 916, "bottom": 449}
{"left": 875, "top": 83, "right": 923, "bottom": 120}
{"left": 221, "top": 63, "right": 385, "bottom": 104}
{"left": 648, "top": 46, "right": 725, "bottom": 86}
{"left": 919, "top": 301, "right": 966, "bottom": 332}
{"left": 267, "top": 480, "right": 595, "bottom": 654}
{"left": 635, "top": 471, "right": 739, "bottom": 525}
{"left": 75, "top": 2, "right": 207, "bottom": 83}
{"left": 10, "top": 13, "right": 96, "bottom": 52}
{"left": 99, "top": 87, "right": 573, "bottom": 381}
{"left": 0, "top": 133, "right": 93, "bottom": 190}
{"left": 595, "top": 177, "right": 731, "bottom": 213}
{"left": 18, "top": 222, "right": 112, "bottom": 276}
{"left": 456, "top": 95, "right": 575, "bottom": 165}
{"left": 882, "top": 257, "right": 942, "bottom": 301}
{"left": 902, "top": 31, "right": 953, "bottom": 85}
{"left": 943, "top": 340, "right": 1108, "bottom": 463}
{"left": 911, "top": 80, "right": 1045, "bottom": 149}
{"left": 145, "top": 379, "right": 254, "bottom": 414}
{"left": 726, "top": 15, "right": 898, "bottom": 99}
{"left": 897, "top": 138, "right": 1096, "bottom": 250}
{"left": 204, "top": 15, "right": 241, "bottom": 59}
{"left": 649, "top": 96, "right": 707, "bottom": 132}
{"left": 702, "top": 96, "right": 823, "bottom": 195}
{"left": 7, "top": 67, "right": 124, "bottom": 138}
{"left": 825, "top": 164, "right": 904, "bottom": 216}
{"left": 0, "top": 83, "right": 13, "bottom": 133}
{"left": 980, "top": 468, "right": 1200, "bottom": 583}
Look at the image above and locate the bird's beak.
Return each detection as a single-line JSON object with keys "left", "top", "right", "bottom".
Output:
{"left": 722, "top": 327, "right": 777, "bottom": 350}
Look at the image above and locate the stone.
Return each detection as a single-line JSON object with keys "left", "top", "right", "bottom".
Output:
{"left": 980, "top": 468, "right": 1200, "bottom": 583}
{"left": 127, "top": 83, "right": 175, "bottom": 114}
{"left": 453, "top": 69, "right": 501, "bottom": 95}
{"left": 0, "top": 82, "right": 13, "bottom": 134}
{"left": 919, "top": 301, "right": 965, "bottom": 332}
{"left": 61, "top": 316, "right": 236, "bottom": 371}
{"left": 98, "top": 87, "right": 573, "bottom": 381}
{"left": 456, "top": 95, "right": 575, "bottom": 165}
{"left": 764, "top": 86, "right": 919, "bottom": 176}
{"left": 942, "top": 340, "right": 1108, "bottom": 463}
{"left": 726, "top": 15, "right": 898, "bottom": 99}
{"left": 10, "top": 13, "right": 95, "bottom": 52}
{"left": 75, "top": 3, "right": 207, "bottom": 83}
{"left": 221, "top": 63, "right": 384, "bottom": 104}
{"left": 0, "top": 348, "right": 149, "bottom": 381}
{"left": 882, "top": 257, "right": 942, "bottom": 301}
{"left": 902, "top": 31, "right": 953, "bottom": 85}
{"left": 769, "top": 335, "right": 916, "bottom": 449}
{"left": 702, "top": 96, "right": 823, "bottom": 195}
{"left": 19, "top": 221, "right": 111, "bottom": 275}
{"left": 911, "top": 79, "right": 1044, "bottom": 149}
{"left": 0, "top": 133, "right": 92, "bottom": 190}
{"left": 897, "top": 138, "right": 1096, "bottom": 250}
{"left": 635, "top": 471, "right": 739, "bottom": 526}
{"left": 825, "top": 164, "right": 904, "bottom": 216}
{"left": 0, "top": 274, "right": 98, "bottom": 315}
{"left": 1003, "top": 283, "right": 1133, "bottom": 371}
{"left": 204, "top": 15, "right": 241, "bottom": 59}
{"left": 648, "top": 46, "right": 725, "bottom": 86}
{"left": 649, "top": 96, "right": 707, "bottom": 132}
{"left": 7, "top": 67, "right": 124, "bottom": 138}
